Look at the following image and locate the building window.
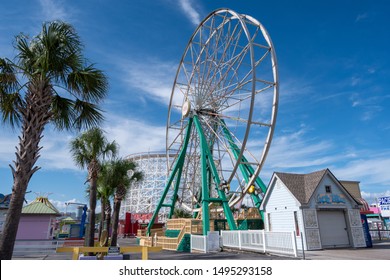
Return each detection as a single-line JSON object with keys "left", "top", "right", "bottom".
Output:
{"left": 325, "top": 185, "right": 332, "bottom": 193}
{"left": 294, "top": 211, "right": 300, "bottom": 236}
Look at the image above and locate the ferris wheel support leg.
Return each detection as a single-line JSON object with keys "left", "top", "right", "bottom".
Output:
{"left": 220, "top": 119, "right": 266, "bottom": 218}
{"left": 146, "top": 118, "right": 193, "bottom": 236}
{"left": 168, "top": 163, "right": 185, "bottom": 218}
{"left": 193, "top": 115, "right": 237, "bottom": 233}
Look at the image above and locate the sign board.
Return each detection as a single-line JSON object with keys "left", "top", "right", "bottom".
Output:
{"left": 378, "top": 196, "right": 390, "bottom": 218}
{"left": 108, "top": 246, "right": 120, "bottom": 255}
{"left": 317, "top": 193, "right": 346, "bottom": 204}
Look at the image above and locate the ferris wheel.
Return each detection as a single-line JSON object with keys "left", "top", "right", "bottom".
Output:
{"left": 148, "top": 8, "right": 278, "bottom": 235}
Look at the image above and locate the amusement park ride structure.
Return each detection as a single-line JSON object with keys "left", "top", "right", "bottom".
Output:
{"left": 65, "top": 202, "right": 87, "bottom": 238}
{"left": 146, "top": 8, "right": 279, "bottom": 236}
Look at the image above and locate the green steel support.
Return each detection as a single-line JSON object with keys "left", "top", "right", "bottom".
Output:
{"left": 220, "top": 119, "right": 266, "bottom": 220}
{"left": 168, "top": 162, "right": 184, "bottom": 218}
{"left": 193, "top": 115, "right": 237, "bottom": 233}
{"left": 146, "top": 118, "right": 193, "bottom": 235}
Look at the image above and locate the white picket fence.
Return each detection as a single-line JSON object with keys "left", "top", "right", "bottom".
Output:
{"left": 191, "top": 231, "right": 220, "bottom": 253}
{"left": 220, "top": 230, "right": 298, "bottom": 257}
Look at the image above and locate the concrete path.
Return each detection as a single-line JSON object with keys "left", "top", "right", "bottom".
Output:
{"left": 10, "top": 238, "right": 390, "bottom": 260}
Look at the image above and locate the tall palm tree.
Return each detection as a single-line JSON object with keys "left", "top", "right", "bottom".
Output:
{"left": 109, "top": 158, "right": 142, "bottom": 246}
{"left": 70, "top": 127, "right": 118, "bottom": 247}
{"left": 0, "top": 21, "right": 108, "bottom": 259}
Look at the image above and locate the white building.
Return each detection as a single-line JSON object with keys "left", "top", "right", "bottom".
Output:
{"left": 260, "top": 169, "right": 366, "bottom": 250}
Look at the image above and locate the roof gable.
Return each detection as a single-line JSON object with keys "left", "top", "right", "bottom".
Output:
{"left": 274, "top": 169, "right": 327, "bottom": 204}
{"left": 22, "top": 197, "right": 60, "bottom": 215}
{"left": 260, "top": 174, "right": 302, "bottom": 209}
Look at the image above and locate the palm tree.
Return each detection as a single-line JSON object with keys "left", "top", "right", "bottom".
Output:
{"left": 109, "top": 158, "right": 142, "bottom": 246}
{"left": 70, "top": 127, "right": 118, "bottom": 247}
{"left": 0, "top": 21, "right": 108, "bottom": 259}
{"left": 97, "top": 164, "right": 116, "bottom": 245}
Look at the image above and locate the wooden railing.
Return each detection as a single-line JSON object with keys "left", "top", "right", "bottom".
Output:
{"left": 139, "top": 219, "right": 203, "bottom": 250}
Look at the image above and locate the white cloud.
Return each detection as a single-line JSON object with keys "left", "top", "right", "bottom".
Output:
{"left": 333, "top": 156, "right": 390, "bottom": 187}
{"left": 361, "top": 190, "right": 390, "bottom": 204}
{"left": 265, "top": 127, "right": 336, "bottom": 170}
{"left": 119, "top": 58, "right": 177, "bottom": 106}
{"left": 178, "top": 0, "right": 202, "bottom": 25}
{"left": 38, "top": 0, "right": 72, "bottom": 21}
{"left": 103, "top": 114, "right": 166, "bottom": 157}
{"left": 0, "top": 113, "right": 167, "bottom": 171}
{"left": 356, "top": 13, "right": 368, "bottom": 22}
{"left": 257, "top": 126, "right": 390, "bottom": 198}
{"left": 0, "top": 133, "right": 18, "bottom": 166}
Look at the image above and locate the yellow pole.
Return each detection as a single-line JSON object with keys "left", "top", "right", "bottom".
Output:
{"left": 72, "top": 247, "right": 80, "bottom": 260}
{"left": 141, "top": 246, "right": 148, "bottom": 260}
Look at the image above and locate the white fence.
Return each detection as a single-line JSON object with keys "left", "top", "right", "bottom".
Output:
{"left": 220, "top": 230, "right": 298, "bottom": 257}
{"left": 13, "top": 239, "right": 84, "bottom": 255}
{"left": 191, "top": 231, "right": 220, "bottom": 253}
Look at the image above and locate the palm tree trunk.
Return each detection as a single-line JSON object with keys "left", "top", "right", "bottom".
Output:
{"left": 105, "top": 202, "right": 112, "bottom": 245}
{"left": 98, "top": 198, "right": 105, "bottom": 241}
{"left": 110, "top": 198, "right": 122, "bottom": 246}
{"left": 86, "top": 174, "right": 97, "bottom": 247}
{"left": 0, "top": 79, "right": 52, "bottom": 259}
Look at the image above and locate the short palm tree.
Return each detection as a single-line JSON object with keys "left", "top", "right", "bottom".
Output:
{"left": 0, "top": 21, "right": 108, "bottom": 259}
{"left": 109, "top": 158, "right": 142, "bottom": 246}
{"left": 97, "top": 164, "right": 116, "bottom": 245}
{"left": 70, "top": 127, "right": 118, "bottom": 247}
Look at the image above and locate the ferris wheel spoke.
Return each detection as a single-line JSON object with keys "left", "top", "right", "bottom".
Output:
{"left": 194, "top": 17, "right": 246, "bottom": 106}
{"left": 200, "top": 45, "right": 251, "bottom": 108}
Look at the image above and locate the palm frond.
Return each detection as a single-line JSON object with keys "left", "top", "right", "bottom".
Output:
{"left": 51, "top": 95, "right": 76, "bottom": 130}
{"left": 67, "top": 64, "right": 108, "bottom": 103}
{"left": 73, "top": 99, "right": 104, "bottom": 130}
{"left": 69, "top": 137, "right": 89, "bottom": 169}
{"left": 69, "top": 127, "right": 118, "bottom": 170}
{"left": 0, "top": 58, "right": 19, "bottom": 92}
{"left": 102, "top": 141, "right": 119, "bottom": 161}
{"left": 0, "top": 92, "right": 23, "bottom": 127}
{"left": 0, "top": 58, "right": 23, "bottom": 127}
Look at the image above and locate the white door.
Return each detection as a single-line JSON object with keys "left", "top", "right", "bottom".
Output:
{"left": 317, "top": 210, "right": 350, "bottom": 248}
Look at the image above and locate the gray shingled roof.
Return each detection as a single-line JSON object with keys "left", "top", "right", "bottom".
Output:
{"left": 275, "top": 169, "right": 327, "bottom": 204}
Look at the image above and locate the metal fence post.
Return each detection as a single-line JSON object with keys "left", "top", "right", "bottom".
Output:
{"left": 300, "top": 232, "right": 306, "bottom": 260}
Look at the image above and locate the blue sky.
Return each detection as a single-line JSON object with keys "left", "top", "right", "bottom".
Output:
{"left": 0, "top": 0, "right": 389, "bottom": 211}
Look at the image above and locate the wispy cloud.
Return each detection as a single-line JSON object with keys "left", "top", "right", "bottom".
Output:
{"left": 333, "top": 154, "right": 390, "bottom": 188}
{"left": 0, "top": 109, "right": 167, "bottom": 171}
{"left": 356, "top": 13, "right": 368, "bottom": 22}
{"left": 103, "top": 114, "right": 166, "bottom": 156}
{"left": 361, "top": 190, "right": 390, "bottom": 204}
{"left": 257, "top": 126, "right": 390, "bottom": 199}
{"left": 350, "top": 93, "right": 386, "bottom": 121}
{"left": 178, "top": 0, "right": 202, "bottom": 25}
{"left": 38, "top": 0, "right": 72, "bottom": 21}
{"left": 263, "top": 126, "right": 341, "bottom": 175}
{"left": 118, "top": 57, "right": 179, "bottom": 106}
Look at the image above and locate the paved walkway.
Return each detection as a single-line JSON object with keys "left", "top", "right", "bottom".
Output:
{"left": 304, "top": 241, "right": 390, "bottom": 260}
{"left": 10, "top": 238, "right": 390, "bottom": 260}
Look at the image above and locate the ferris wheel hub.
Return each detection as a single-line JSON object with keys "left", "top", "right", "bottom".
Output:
{"left": 181, "top": 100, "right": 191, "bottom": 118}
